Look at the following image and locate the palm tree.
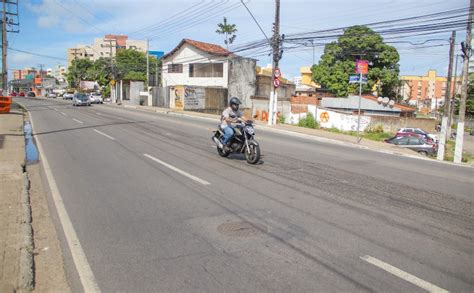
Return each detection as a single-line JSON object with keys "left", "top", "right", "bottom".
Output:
{"left": 216, "top": 17, "right": 237, "bottom": 50}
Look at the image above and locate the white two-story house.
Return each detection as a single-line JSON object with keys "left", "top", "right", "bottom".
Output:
{"left": 162, "top": 39, "right": 231, "bottom": 88}
{"left": 162, "top": 39, "right": 256, "bottom": 112}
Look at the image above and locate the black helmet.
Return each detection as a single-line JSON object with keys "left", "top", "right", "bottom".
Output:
{"left": 229, "top": 97, "right": 241, "bottom": 111}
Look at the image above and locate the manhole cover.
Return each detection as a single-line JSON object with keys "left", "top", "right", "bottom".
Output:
{"left": 217, "top": 221, "right": 267, "bottom": 237}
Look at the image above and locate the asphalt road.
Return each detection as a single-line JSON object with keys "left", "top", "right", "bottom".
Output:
{"left": 18, "top": 97, "right": 473, "bottom": 292}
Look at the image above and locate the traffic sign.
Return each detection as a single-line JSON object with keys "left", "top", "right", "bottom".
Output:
{"left": 356, "top": 60, "right": 369, "bottom": 74}
{"left": 349, "top": 75, "right": 367, "bottom": 84}
{"left": 274, "top": 68, "right": 281, "bottom": 78}
{"left": 273, "top": 78, "right": 281, "bottom": 88}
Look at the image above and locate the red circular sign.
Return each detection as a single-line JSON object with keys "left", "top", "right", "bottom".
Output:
{"left": 273, "top": 78, "right": 281, "bottom": 88}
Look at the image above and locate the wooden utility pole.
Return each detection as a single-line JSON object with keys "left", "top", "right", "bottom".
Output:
{"left": 268, "top": 0, "right": 280, "bottom": 125}
{"left": 454, "top": 0, "right": 474, "bottom": 163}
{"left": 437, "top": 31, "right": 456, "bottom": 161}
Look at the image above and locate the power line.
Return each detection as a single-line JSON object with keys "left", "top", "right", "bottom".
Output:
{"left": 52, "top": 0, "right": 107, "bottom": 34}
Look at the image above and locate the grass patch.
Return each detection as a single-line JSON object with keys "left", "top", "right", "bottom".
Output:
{"left": 444, "top": 140, "right": 474, "bottom": 163}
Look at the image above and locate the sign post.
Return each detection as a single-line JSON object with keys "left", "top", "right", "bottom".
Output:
{"left": 355, "top": 60, "right": 369, "bottom": 143}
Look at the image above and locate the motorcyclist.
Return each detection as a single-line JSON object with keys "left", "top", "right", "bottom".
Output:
{"left": 220, "top": 97, "right": 247, "bottom": 150}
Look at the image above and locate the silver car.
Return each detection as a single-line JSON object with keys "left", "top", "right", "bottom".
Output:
{"left": 73, "top": 93, "right": 91, "bottom": 106}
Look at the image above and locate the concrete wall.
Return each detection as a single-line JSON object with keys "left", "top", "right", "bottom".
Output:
{"left": 251, "top": 98, "right": 291, "bottom": 123}
{"left": 151, "top": 86, "right": 169, "bottom": 108}
{"left": 227, "top": 56, "right": 256, "bottom": 110}
{"left": 129, "top": 81, "right": 144, "bottom": 105}
{"left": 255, "top": 75, "right": 295, "bottom": 101}
{"left": 369, "top": 116, "right": 438, "bottom": 133}
{"left": 162, "top": 45, "right": 228, "bottom": 88}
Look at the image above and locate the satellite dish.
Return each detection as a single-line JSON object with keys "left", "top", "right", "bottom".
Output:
{"left": 382, "top": 97, "right": 390, "bottom": 104}
{"left": 389, "top": 100, "right": 395, "bottom": 107}
{"left": 377, "top": 96, "right": 383, "bottom": 103}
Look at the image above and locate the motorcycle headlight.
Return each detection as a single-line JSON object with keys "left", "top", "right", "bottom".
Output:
{"left": 245, "top": 126, "right": 255, "bottom": 135}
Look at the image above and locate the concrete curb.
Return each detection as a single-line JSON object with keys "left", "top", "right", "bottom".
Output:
{"left": 20, "top": 110, "right": 35, "bottom": 291}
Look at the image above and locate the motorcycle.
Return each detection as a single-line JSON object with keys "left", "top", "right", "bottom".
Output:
{"left": 212, "top": 119, "right": 261, "bottom": 164}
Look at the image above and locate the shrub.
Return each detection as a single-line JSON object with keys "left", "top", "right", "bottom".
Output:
{"left": 278, "top": 114, "right": 286, "bottom": 124}
{"left": 298, "top": 113, "right": 318, "bottom": 129}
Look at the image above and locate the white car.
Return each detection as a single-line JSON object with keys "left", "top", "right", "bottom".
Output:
{"left": 89, "top": 93, "right": 103, "bottom": 104}
{"left": 47, "top": 93, "right": 57, "bottom": 98}
{"left": 63, "top": 93, "right": 74, "bottom": 100}
{"left": 73, "top": 93, "right": 91, "bottom": 106}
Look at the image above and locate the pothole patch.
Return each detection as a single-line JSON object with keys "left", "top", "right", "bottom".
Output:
{"left": 217, "top": 221, "right": 267, "bottom": 238}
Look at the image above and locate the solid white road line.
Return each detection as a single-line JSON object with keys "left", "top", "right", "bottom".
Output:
{"left": 29, "top": 113, "right": 100, "bottom": 292}
{"left": 144, "top": 153, "right": 210, "bottom": 185}
{"left": 73, "top": 118, "right": 84, "bottom": 124}
{"left": 360, "top": 255, "right": 449, "bottom": 293}
{"left": 95, "top": 112, "right": 102, "bottom": 115}
{"left": 93, "top": 129, "right": 115, "bottom": 140}
{"left": 60, "top": 112, "right": 67, "bottom": 116}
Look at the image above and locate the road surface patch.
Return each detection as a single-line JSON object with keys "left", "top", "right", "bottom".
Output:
{"left": 29, "top": 113, "right": 100, "bottom": 292}
{"left": 72, "top": 118, "right": 84, "bottom": 124}
{"left": 144, "top": 153, "right": 210, "bottom": 185}
{"left": 360, "top": 255, "right": 448, "bottom": 293}
{"left": 217, "top": 221, "right": 267, "bottom": 238}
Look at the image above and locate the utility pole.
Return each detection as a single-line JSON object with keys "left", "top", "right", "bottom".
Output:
{"left": 146, "top": 38, "right": 149, "bottom": 88}
{"left": 2, "top": 0, "right": 7, "bottom": 92}
{"left": 449, "top": 54, "right": 461, "bottom": 132}
{"left": 437, "top": 30, "right": 456, "bottom": 161}
{"left": 268, "top": 0, "right": 280, "bottom": 126}
{"left": 1, "top": 0, "right": 19, "bottom": 92}
{"left": 454, "top": 0, "right": 473, "bottom": 163}
{"left": 103, "top": 39, "right": 116, "bottom": 103}
{"left": 38, "top": 63, "right": 45, "bottom": 95}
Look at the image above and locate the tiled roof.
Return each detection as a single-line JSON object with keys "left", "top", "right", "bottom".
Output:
{"left": 163, "top": 39, "right": 231, "bottom": 59}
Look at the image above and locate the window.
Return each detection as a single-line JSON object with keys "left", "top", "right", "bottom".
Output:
{"left": 189, "top": 63, "right": 223, "bottom": 77}
{"left": 395, "top": 137, "right": 409, "bottom": 145}
{"left": 408, "top": 137, "right": 421, "bottom": 145}
{"left": 168, "top": 64, "right": 183, "bottom": 73}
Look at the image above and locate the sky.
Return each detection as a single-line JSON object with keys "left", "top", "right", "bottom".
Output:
{"left": 7, "top": 0, "right": 469, "bottom": 80}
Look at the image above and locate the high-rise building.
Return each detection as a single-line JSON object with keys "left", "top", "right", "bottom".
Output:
{"left": 399, "top": 70, "right": 461, "bottom": 112}
{"left": 67, "top": 34, "right": 147, "bottom": 66}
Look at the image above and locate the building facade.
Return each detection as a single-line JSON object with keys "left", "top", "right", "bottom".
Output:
{"left": 399, "top": 70, "right": 461, "bottom": 112}
{"left": 161, "top": 39, "right": 256, "bottom": 111}
{"left": 67, "top": 34, "right": 147, "bottom": 66}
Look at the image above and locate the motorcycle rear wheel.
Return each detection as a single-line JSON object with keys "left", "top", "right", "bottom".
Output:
{"left": 245, "top": 143, "right": 260, "bottom": 164}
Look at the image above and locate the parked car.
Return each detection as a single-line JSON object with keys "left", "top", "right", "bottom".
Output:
{"left": 26, "top": 91, "right": 36, "bottom": 97}
{"left": 385, "top": 135, "right": 437, "bottom": 156}
{"left": 63, "top": 93, "right": 74, "bottom": 100}
{"left": 73, "top": 93, "right": 91, "bottom": 106}
{"left": 46, "top": 93, "right": 57, "bottom": 98}
{"left": 89, "top": 93, "right": 103, "bottom": 104}
{"left": 397, "top": 127, "right": 438, "bottom": 142}
{"left": 19, "top": 92, "right": 25, "bottom": 97}
{"left": 10, "top": 92, "right": 17, "bottom": 97}
{"left": 394, "top": 131, "right": 435, "bottom": 144}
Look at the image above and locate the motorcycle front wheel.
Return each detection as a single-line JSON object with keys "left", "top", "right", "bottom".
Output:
{"left": 217, "top": 146, "right": 230, "bottom": 157}
{"left": 245, "top": 142, "right": 260, "bottom": 164}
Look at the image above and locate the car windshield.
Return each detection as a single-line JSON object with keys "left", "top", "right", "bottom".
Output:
{"left": 76, "top": 94, "right": 88, "bottom": 100}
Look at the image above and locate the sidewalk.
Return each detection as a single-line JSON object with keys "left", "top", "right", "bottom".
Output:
{"left": 117, "top": 103, "right": 420, "bottom": 157}
{"left": 0, "top": 105, "right": 29, "bottom": 291}
{"left": 0, "top": 103, "right": 70, "bottom": 292}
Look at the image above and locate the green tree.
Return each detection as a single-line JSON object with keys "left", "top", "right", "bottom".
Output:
{"left": 216, "top": 17, "right": 237, "bottom": 50}
{"left": 115, "top": 49, "right": 160, "bottom": 82}
{"left": 67, "top": 58, "right": 94, "bottom": 88}
{"left": 312, "top": 25, "right": 400, "bottom": 97}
